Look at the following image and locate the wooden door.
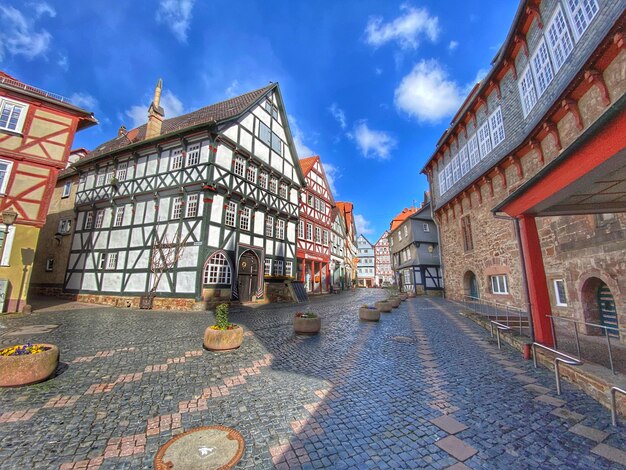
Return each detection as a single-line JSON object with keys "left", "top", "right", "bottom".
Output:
{"left": 237, "top": 252, "right": 258, "bottom": 302}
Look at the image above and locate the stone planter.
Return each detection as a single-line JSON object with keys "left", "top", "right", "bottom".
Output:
{"left": 388, "top": 297, "right": 401, "bottom": 308}
{"left": 294, "top": 315, "right": 321, "bottom": 335}
{"left": 375, "top": 300, "right": 392, "bottom": 313}
{"left": 0, "top": 344, "right": 59, "bottom": 387}
{"left": 203, "top": 325, "right": 244, "bottom": 351}
{"left": 359, "top": 307, "right": 380, "bottom": 322}
{"left": 399, "top": 294, "right": 408, "bottom": 301}
{"left": 408, "top": 292, "right": 416, "bottom": 298}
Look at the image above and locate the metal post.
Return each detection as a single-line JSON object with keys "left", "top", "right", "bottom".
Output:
{"left": 555, "top": 359, "right": 562, "bottom": 395}
{"left": 573, "top": 321, "right": 581, "bottom": 360}
{"left": 532, "top": 343, "right": 538, "bottom": 369}
{"left": 550, "top": 316, "right": 558, "bottom": 349}
{"left": 496, "top": 328, "right": 502, "bottom": 349}
{"left": 606, "top": 332, "right": 615, "bottom": 375}
{"left": 612, "top": 388, "right": 618, "bottom": 427}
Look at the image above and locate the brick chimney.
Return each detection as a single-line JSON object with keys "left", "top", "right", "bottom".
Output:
{"left": 118, "top": 124, "right": 127, "bottom": 137}
{"left": 146, "top": 78, "right": 164, "bottom": 140}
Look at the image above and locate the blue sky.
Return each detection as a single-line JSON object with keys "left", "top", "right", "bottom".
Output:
{"left": 0, "top": 0, "right": 518, "bottom": 239}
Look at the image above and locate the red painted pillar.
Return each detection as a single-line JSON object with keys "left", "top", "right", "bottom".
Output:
{"left": 301, "top": 258, "right": 306, "bottom": 283}
{"left": 326, "top": 262, "right": 330, "bottom": 292}
{"left": 518, "top": 215, "right": 554, "bottom": 346}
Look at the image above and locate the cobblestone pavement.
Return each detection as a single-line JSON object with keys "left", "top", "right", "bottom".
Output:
{"left": 1, "top": 291, "right": 625, "bottom": 469}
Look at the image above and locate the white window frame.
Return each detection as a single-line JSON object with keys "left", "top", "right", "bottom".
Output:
{"left": 185, "top": 194, "right": 199, "bottom": 218}
{"left": 225, "top": 201, "right": 237, "bottom": 227}
{"left": 276, "top": 219, "right": 285, "bottom": 239}
{"left": 467, "top": 135, "right": 480, "bottom": 168}
{"left": 259, "top": 121, "right": 271, "bottom": 146}
{"left": 554, "top": 279, "right": 568, "bottom": 306}
{"left": 269, "top": 177, "right": 278, "bottom": 194}
{"left": 233, "top": 156, "right": 245, "bottom": 177}
{"left": 477, "top": 120, "right": 493, "bottom": 158}
{"left": 298, "top": 220, "right": 304, "bottom": 239}
{"left": 186, "top": 144, "right": 200, "bottom": 166}
{"left": 459, "top": 145, "right": 470, "bottom": 176}
{"left": 564, "top": 0, "right": 599, "bottom": 41}
{"left": 445, "top": 165, "right": 453, "bottom": 189}
{"left": 58, "top": 218, "right": 72, "bottom": 234}
{"left": 423, "top": 223, "right": 430, "bottom": 232}
{"left": 439, "top": 171, "right": 447, "bottom": 195}
{"left": 240, "top": 206, "right": 251, "bottom": 231}
{"left": 274, "top": 259, "right": 284, "bottom": 276}
{"left": 114, "top": 206, "right": 125, "bottom": 227}
{"left": 452, "top": 156, "right": 461, "bottom": 183}
{"left": 172, "top": 196, "right": 184, "bottom": 219}
{"left": 530, "top": 38, "right": 554, "bottom": 96}
{"left": 279, "top": 182, "right": 288, "bottom": 199}
{"left": 203, "top": 252, "right": 232, "bottom": 285}
{"left": 306, "top": 222, "right": 312, "bottom": 241}
{"left": 264, "top": 258, "right": 272, "bottom": 276}
{"left": 491, "top": 275, "right": 509, "bottom": 295}
{"left": 107, "top": 252, "right": 118, "bottom": 270}
{"left": 488, "top": 107, "right": 505, "bottom": 149}
{"left": 171, "top": 149, "right": 184, "bottom": 170}
{"left": 285, "top": 261, "right": 293, "bottom": 277}
{"left": 258, "top": 171, "right": 268, "bottom": 190}
{"left": 96, "top": 170, "right": 105, "bottom": 187}
{"left": 315, "top": 226, "right": 321, "bottom": 243}
{"left": 265, "top": 215, "right": 274, "bottom": 237}
{"left": 94, "top": 210, "right": 105, "bottom": 229}
{"left": 84, "top": 211, "right": 94, "bottom": 230}
{"left": 116, "top": 162, "right": 128, "bottom": 182}
{"left": 546, "top": 6, "right": 574, "bottom": 71}
{"left": 0, "top": 98, "right": 28, "bottom": 133}
{"left": 246, "top": 164, "right": 257, "bottom": 183}
{"left": 61, "top": 181, "right": 72, "bottom": 198}
{"left": 518, "top": 66, "right": 538, "bottom": 118}
{"left": 98, "top": 253, "right": 106, "bottom": 270}
{"left": 0, "top": 159, "right": 13, "bottom": 195}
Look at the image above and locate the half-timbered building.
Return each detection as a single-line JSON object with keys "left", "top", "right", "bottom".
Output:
{"left": 373, "top": 230, "right": 393, "bottom": 287}
{"left": 330, "top": 207, "right": 347, "bottom": 291}
{"left": 296, "top": 156, "right": 334, "bottom": 294}
{"left": 336, "top": 201, "right": 358, "bottom": 287}
{"left": 66, "top": 81, "right": 305, "bottom": 308}
{"left": 0, "top": 72, "right": 96, "bottom": 312}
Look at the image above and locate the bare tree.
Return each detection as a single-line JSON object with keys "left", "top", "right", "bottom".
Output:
{"left": 147, "top": 225, "right": 192, "bottom": 297}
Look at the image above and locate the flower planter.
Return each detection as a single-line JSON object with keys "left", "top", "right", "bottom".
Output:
{"left": 375, "top": 300, "right": 392, "bottom": 313}
{"left": 203, "top": 326, "right": 244, "bottom": 351}
{"left": 294, "top": 315, "right": 321, "bottom": 335}
{"left": 0, "top": 344, "right": 59, "bottom": 387}
{"left": 359, "top": 307, "right": 380, "bottom": 322}
{"left": 388, "top": 297, "right": 401, "bottom": 308}
{"left": 399, "top": 294, "right": 408, "bottom": 301}
{"left": 408, "top": 292, "right": 416, "bottom": 298}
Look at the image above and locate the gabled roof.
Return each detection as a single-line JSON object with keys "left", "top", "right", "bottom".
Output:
{"left": 80, "top": 83, "right": 276, "bottom": 165}
{"left": 299, "top": 156, "right": 317, "bottom": 175}
{"left": 374, "top": 230, "right": 390, "bottom": 246}
{"left": 336, "top": 201, "right": 354, "bottom": 233}
{"left": 390, "top": 207, "right": 419, "bottom": 231}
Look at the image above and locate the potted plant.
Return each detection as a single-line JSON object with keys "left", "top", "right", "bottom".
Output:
{"left": 294, "top": 312, "right": 321, "bottom": 335}
{"left": 408, "top": 291, "right": 416, "bottom": 298}
{"left": 375, "top": 300, "right": 392, "bottom": 313}
{"left": 399, "top": 293, "right": 408, "bottom": 301}
{"left": 0, "top": 343, "right": 59, "bottom": 387}
{"left": 359, "top": 305, "right": 380, "bottom": 322}
{"left": 388, "top": 297, "right": 401, "bottom": 308}
{"left": 203, "top": 303, "right": 243, "bottom": 351}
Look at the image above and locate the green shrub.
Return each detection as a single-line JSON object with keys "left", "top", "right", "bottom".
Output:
{"left": 215, "top": 303, "right": 230, "bottom": 330}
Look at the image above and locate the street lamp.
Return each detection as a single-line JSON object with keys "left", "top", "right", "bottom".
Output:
{"left": 0, "top": 210, "right": 17, "bottom": 258}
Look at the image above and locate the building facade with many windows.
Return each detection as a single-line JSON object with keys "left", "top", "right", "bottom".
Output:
{"left": 356, "top": 235, "right": 375, "bottom": 287}
{"left": 336, "top": 202, "right": 358, "bottom": 288}
{"left": 373, "top": 230, "right": 393, "bottom": 287}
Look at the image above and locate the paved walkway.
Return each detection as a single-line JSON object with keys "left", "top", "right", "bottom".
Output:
{"left": 0, "top": 292, "right": 625, "bottom": 469}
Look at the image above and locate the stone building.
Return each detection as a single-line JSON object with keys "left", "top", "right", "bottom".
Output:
{"left": 0, "top": 72, "right": 96, "bottom": 312}
{"left": 421, "top": 0, "right": 626, "bottom": 344}
{"left": 356, "top": 235, "right": 375, "bottom": 287}
{"left": 373, "top": 230, "right": 393, "bottom": 287}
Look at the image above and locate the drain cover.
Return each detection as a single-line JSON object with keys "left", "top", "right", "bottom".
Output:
{"left": 391, "top": 336, "right": 415, "bottom": 343}
{"left": 154, "top": 425, "right": 244, "bottom": 470}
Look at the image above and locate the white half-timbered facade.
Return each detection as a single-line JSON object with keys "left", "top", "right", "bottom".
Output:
{"left": 330, "top": 207, "right": 348, "bottom": 290}
{"left": 65, "top": 82, "right": 305, "bottom": 306}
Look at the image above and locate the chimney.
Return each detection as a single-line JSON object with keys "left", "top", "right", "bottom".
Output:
{"left": 118, "top": 125, "right": 127, "bottom": 137}
{"left": 146, "top": 78, "right": 165, "bottom": 140}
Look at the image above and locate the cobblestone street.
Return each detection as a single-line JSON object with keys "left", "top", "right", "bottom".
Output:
{"left": 1, "top": 291, "right": 625, "bottom": 469}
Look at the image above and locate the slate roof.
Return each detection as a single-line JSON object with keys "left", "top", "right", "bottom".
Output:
{"left": 81, "top": 83, "right": 276, "bottom": 165}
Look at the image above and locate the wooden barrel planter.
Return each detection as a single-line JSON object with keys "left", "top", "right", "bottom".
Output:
{"left": 294, "top": 313, "right": 321, "bottom": 335}
{"left": 388, "top": 297, "right": 401, "bottom": 308}
{"left": 203, "top": 326, "right": 244, "bottom": 351}
{"left": 359, "top": 306, "right": 380, "bottom": 322}
{"left": 375, "top": 300, "right": 392, "bottom": 313}
{"left": 0, "top": 343, "right": 59, "bottom": 387}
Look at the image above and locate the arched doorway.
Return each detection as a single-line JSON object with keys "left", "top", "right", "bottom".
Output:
{"left": 464, "top": 271, "right": 479, "bottom": 300}
{"left": 581, "top": 277, "right": 619, "bottom": 337}
{"left": 237, "top": 251, "right": 259, "bottom": 302}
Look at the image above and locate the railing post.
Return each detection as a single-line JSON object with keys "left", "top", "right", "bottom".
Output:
{"left": 573, "top": 321, "right": 581, "bottom": 360}
{"left": 532, "top": 343, "right": 538, "bottom": 369}
{"left": 606, "top": 332, "right": 615, "bottom": 375}
{"left": 555, "top": 359, "right": 562, "bottom": 395}
{"left": 550, "top": 316, "right": 558, "bottom": 349}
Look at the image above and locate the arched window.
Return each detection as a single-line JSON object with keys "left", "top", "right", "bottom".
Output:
{"left": 203, "top": 253, "right": 231, "bottom": 285}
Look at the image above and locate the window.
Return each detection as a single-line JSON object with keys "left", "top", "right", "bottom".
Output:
{"left": 461, "top": 216, "right": 473, "bottom": 252}
{"left": 98, "top": 253, "right": 106, "bottom": 270}
{"left": 269, "top": 177, "right": 278, "bottom": 194}
{"left": 274, "top": 260, "right": 284, "bottom": 276}
{"left": 285, "top": 261, "right": 293, "bottom": 277}
{"left": 565, "top": 0, "right": 598, "bottom": 40}
{"left": 323, "top": 230, "right": 329, "bottom": 246}
{"left": 445, "top": 165, "right": 453, "bottom": 190}
{"left": 61, "top": 181, "right": 72, "bottom": 198}
{"left": 84, "top": 211, "right": 94, "bottom": 230}
{"left": 459, "top": 145, "right": 470, "bottom": 176}
{"left": 553, "top": 279, "right": 568, "bottom": 306}
{"left": 203, "top": 252, "right": 231, "bottom": 285}
{"left": 265, "top": 100, "right": 278, "bottom": 120}
{"left": 298, "top": 220, "right": 304, "bottom": 239}
{"left": 467, "top": 135, "right": 480, "bottom": 168}
{"left": 265, "top": 215, "right": 274, "bottom": 237}
{"left": 171, "top": 149, "right": 183, "bottom": 170}
{"left": 94, "top": 210, "right": 104, "bottom": 229}
{"left": 58, "top": 218, "right": 72, "bottom": 234}
{"left": 398, "top": 231, "right": 402, "bottom": 242}
{"left": 271, "top": 133, "right": 282, "bottom": 155}
{"left": 0, "top": 160, "right": 12, "bottom": 194}
{"left": 315, "top": 226, "right": 321, "bottom": 243}
{"left": 547, "top": 7, "right": 574, "bottom": 70}
{"left": 116, "top": 162, "right": 128, "bottom": 182}
{"left": 279, "top": 183, "right": 288, "bottom": 199}
{"left": 105, "top": 168, "right": 114, "bottom": 184}
{"left": 233, "top": 156, "right": 245, "bottom": 177}
{"left": 240, "top": 207, "right": 251, "bottom": 231}
{"left": 258, "top": 171, "right": 268, "bottom": 190}
{"left": 107, "top": 252, "right": 118, "bottom": 270}
{"left": 0, "top": 98, "right": 28, "bottom": 133}
{"left": 264, "top": 258, "right": 272, "bottom": 275}
{"left": 259, "top": 121, "right": 271, "bottom": 145}
{"left": 186, "top": 144, "right": 200, "bottom": 166}
{"left": 452, "top": 156, "right": 461, "bottom": 183}
{"left": 477, "top": 121, "right": 492, "bottom": 158}
{"left": 247, "top": 164, "right": 257, "bottom": 183}
{"left": 172, "top": 196, "right": 184, "bottom": 219}
{"left": 276, "top": 219, "right": 285, "bottom": 239}
{"left": 306, "top": 223, "right": 312, "bottom": 241}
{"left": 489, "top": 107, "right": 505, "bottom": 148}
{"left": 491, "top": 275, "right": 508, "bottom": 295}
{"left": 531, "top": 39, "right": 554, "bottom": 95}
{"left": 439, "top": 171, "right": 447, "bottom": 194}
{"left": 45, "top": 258, "right": 54, "bottom": 272}
{"left": 423, "top": 223, "right": 430, "bottom": 232}
{"left": 225, "top": 201, "right": 237, "bottom": 227}
{"left": 185, "top": 194, "right": 199, "bottom": 218}
{"left": 519, "top": 67, "right": 538, "bottom": 117}
{"left": 404, "top": 225, "right": 408, "bottom": 237}
{"left": 307, "top": 194, "right": 314, "bottom": 207}
{"left": 114, "top": 206, "right": 125, "bottom": 227}
{"left": 96, "top": 171, "right": 105, "bottom": 187}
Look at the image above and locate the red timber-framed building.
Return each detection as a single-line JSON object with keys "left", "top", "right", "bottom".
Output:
{"left": 296, "top": 156, "right": 335, "bottom": 294}
{"left": 421, "top": 1, "right": 626, "bottom": 347}
{"left": 0, "top": 72, "right": 96, "bottom": 312}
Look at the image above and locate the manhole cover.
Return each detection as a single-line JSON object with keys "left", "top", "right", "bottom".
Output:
{"left": 154, "top": 425, "right": 244, "bottom": 470}
{"left": 391, "top": 336, "right": 415, "bottom": 343}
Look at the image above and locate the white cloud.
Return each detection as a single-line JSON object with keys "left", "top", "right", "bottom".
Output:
{"left": 32, "top": 2, "right": 56, "bottom": 18}
{"left": 354, "top": 214, "right": 375, "bottom": 235}
{"left": 288, "top": 114, "right": 315, "bottom": 158}
{"left": 351, "top": 120, "right": 396, "bottom": 160}
{"left": 328, "top": 103, "right": 346, "bottom": 129}
{"left": 57, "top": 53, "right": 68, "bottom": 71}
{"left": 70, "top": 92, "right": 98, "bottom": 111}
{"left": 0, "top": 4, "right": 52, "bottom": 60}
{"left": 156, "top": 0, "right": 195, "bottom": 43}
{"left": 394, "top": 59, "right": 465, "bottom": 124}
{"left": 322, "top": 162, "right": 340, "bottom": 197}
{"left": 124, "top": 89, "right": 185, "bottom": 128}
{"left": 225, "top": 80, "right": 239, "bottom": 98}
{"left": 448, "top": 40, "right": 459, "bottom": 51}
{"left": 365, "top": 5, "right": 439, "bottom": 49}
{"left": 375, "top": 67, "right": 383, "bottom": 75}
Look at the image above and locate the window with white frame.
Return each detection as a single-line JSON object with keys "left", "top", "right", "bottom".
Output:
{"left": 489, "top": 107, "right": 505, "bottom": 148}
{"left": 265, "top": 100, "right": 279, "bottom": 120}
{"left": 452, "top": 156, "right": 461, "bottom": 183}
{"left": 439, "top": 171, "right": 447, "bottom": 194}
{"left": 259, "top": 121, "right": 271, "bottom": 145}
{"left": 323, "top": 230, "right": 329, "bottom": 246}
{"left": 279, "top": 182, "right": 288, "bottom": 199}
{"left": 270, "top": 133, "right": 282, "bottom": 155}
{"left": 554, "top": 279, "right": 568, "bottom": 306}
{"left": 114, "top": 206, "right": 125, "bottom": 227}
{"left": 94, "top": 210, "right": 104, "bottom": 229}
{"left": 246, "top": 164, "right": 257, "bottom": 183}
{"left": 61, "top": 181, "right": 72, "bottom": 198}
{"left": 306, "top": 222, "right": 312, "bottom": 241}
{"left": 172, "top": 196, "right": 184, "bottom": 219}
{"left": 423, "top": 223, "right": 430, "bottom": 232}
{"left": 477, "top": 121, "right": 492, "bottom": 158}
{"left": 315, "top": 226, "right": 321, "bottom": 243}
{"left": 531, "top": 39, "right": 554, "bottom": 95}
{"left": 240, "top": 206, "right": 251, "bottom": 231}
{"left": 269, "top": 177, "right": 278, "bottom": 194}
{"left": 264, "top": 258, "right": 272, "bottom": 275}
{"left": 307, "top": 193, "right": 314, "bottom": 207}
{"left": 45, "top": 258, "right": 54, "bottom": 272}
{"left": 459, "top": 145, "right": 470, "bottom": 175}
{"left": 107, "top": 252, "right": 118, "bottom": 270}
{"left": 274, "top": 259, "right": 284, "bottom": 276}
{"left": 565, "top": 0, "right": 598, "bottom": 41}
{"left": 186, "top": 144, "right": 200, "bottom": 166}
{"left": 225, "top": 201, "right": 237, "bottom": 227}
{"left": 276, "top": 219, "right": 285, "bottom": 239}
{"left": 116, "top": 162, "right": 128, "bottom": 181}
{"left": 265, "top": 215, "right": 274, "bottom": 237}
{"left": 258, "top": 171, "right": 268, "bottom": 189}
{"left": 84, "top": 211, "right": 94, "bottom": 230}
{"left": 467, "top": 135, "right": 480, "bottom": 168}
{"left": 298, "top": 220, "right": 304, "bottom": 239}
{"left": 445, "top": 165, "right": 453, "bottom": 189}
{"left": 185, "top": 194, "right": 199, "bottom": 218}
{"left": 0, "top": 98, "right": 28, "bottom": 133}
{"left": 519, "top": 67, "right": 538, "bottom": 117}
{"left": 285, "top": 261, "right": 293, "bottom": 277}
{"left": 0, "top": 160, "right": 12, "bottom": 194}
{"left": 96, "top": 170, "right": 105, "bottom": 187}
{"left": 98, "top": 253, "right": 106, "bottom": 270}
{"left": 171, "top": 149, "right": 183, "bottom": 170}
{"left": 58, "top": 218, "right": 72, "bottom": 234}
{"left": 105, "top": 168, "right": 114, "bottom": 184}
{"left": 490, "top": 274, "right": 508, "bottom": 294}
{"left": 203, "top": 252, "right": 231, "bottom": 285}
{"left": 233, "top": 156, "right": 245, "bottom": 177}
{"left": 546, "top": 6, "right": 574, "bottom": 71}
{"left": 404, "top": 225, "right": 408, "bottom": 237}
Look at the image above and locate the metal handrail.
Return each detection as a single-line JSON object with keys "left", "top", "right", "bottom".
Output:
{"left": 532, "top": 342, "right": 582, "bottom": 395}
{"left": 490, "top": 320, "right": 512, "bottom": 349}
{"left": 611, "top": 387, "right": 626, "bottom": 427}
{"left": 547, "top": 315, "right": 623, "bottom": 375}
{"left": 462, "top": 295, "right": 530, "bottom": 337}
